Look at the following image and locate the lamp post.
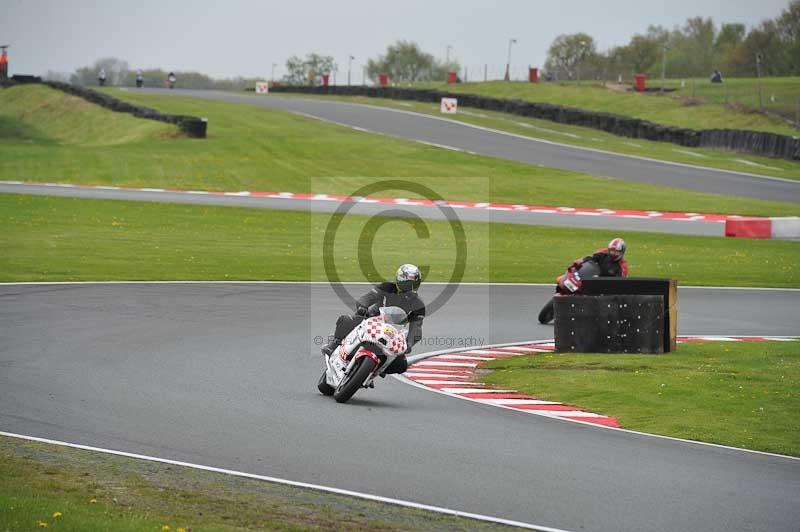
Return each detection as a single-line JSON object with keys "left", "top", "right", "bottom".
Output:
{"left": 756, "top": 52, "right": 764, "bottom": 111}
{"left": 271, "top": 62, "right": 277, "bottom": 82}
{"left": 576, "top": 40, "right": 588, "bottom": 84}
{"left": 347, "top": 55, "right": 354, "bottom": 86}
{"left": 660, "top": 45, "right": 668, "bottom": 94}
{"left": 504, "top": 38, "right": 517, "bottom": 81}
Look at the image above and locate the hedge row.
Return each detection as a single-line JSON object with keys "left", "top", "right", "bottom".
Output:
{"left": 269, "top": 85, "right": 799, "bottom": 161}
{"left": 1, "top": 76, "right": 206, "bottom": 138}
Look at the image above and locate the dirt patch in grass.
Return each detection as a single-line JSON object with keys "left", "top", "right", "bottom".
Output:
{"left": 676, "top": 96, "right": 706, "bottom": 106}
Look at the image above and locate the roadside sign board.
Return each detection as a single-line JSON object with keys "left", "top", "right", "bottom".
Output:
{"left": 255, "top": 81, "right": 269, "bottom": 94}
{"left": 440, "top": 97, "right": 458, "bottom": 114}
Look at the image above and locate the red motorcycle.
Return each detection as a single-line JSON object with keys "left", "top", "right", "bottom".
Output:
{"left": 538, "top": 260, "right": 601, "bottom": 324}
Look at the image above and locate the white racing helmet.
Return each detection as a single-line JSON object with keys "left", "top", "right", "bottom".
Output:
{"left": 608, "top": 238, "right": 626, "bottom": 261}
{"left": 395, "top": 264, "right": 422, "bottom": 293}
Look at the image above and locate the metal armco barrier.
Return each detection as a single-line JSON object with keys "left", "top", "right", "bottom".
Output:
{"left": 554, "top": 278, "right": 677, "bottom": 353}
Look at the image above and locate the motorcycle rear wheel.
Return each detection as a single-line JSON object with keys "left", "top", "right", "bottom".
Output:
{"left": 317, "top": 370, "right": 334, "bottom": 396}
{"left": 334, "top": 357, "right": 377, "bottom": 403}
{"left": 538, "top": 298, "right": 555, "bottom": 324}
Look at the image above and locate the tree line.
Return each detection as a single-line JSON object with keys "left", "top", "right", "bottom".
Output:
{"left": 46, "top": 57, "right": 261, "bottom": 90}
{"left": 49, "top": 40, "right": 460, "bottom": 89}
{"left": 49, "top": 0, "right": 797, "bottom": 89}
{"left": 282, "top": 41, "right": 460, "bottom": 85}
{"left": 544, "top": 0, "right": 799, "bottom": 80}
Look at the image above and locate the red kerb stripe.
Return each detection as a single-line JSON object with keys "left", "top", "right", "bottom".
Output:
{"left": 561, "top": 416, "right": 620, "bottom": 427}
{"left": 458, "top": 393, "right": 534, "bottom": 399}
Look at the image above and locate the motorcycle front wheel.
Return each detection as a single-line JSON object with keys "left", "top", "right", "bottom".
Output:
{"left": 538, "top": 298, "right": 555, "bottom": 324}
{"left": 334, "top": 357, "right": 377, "bottom": 403}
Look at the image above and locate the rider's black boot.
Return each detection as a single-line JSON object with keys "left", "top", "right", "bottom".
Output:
{"left": 321, "top": 338, "right": 340, "bottom": 357}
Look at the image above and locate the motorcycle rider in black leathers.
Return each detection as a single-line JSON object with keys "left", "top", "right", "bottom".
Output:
{"left": 321, "top": 264, "right": 425, "bottom": 375}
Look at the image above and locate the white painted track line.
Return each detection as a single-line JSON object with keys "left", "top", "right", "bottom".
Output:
{"left": 0, "top": 430, "right": 571, "bottom": 532}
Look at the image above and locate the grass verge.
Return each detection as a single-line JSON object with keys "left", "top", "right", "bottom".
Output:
{"left": 416, "top": 79, "right": 799, "bottom": 135}
{"left": 657, "top": 77, "right": 800, "bottom": 123}
{"left": 273, "top": 91, "right": 800, "bottom": 179}
{"left": 2, "top": 194, "right": 798, "bottom": 287}
{"left": 0, "top": 84, "right": 176, "bottom": 145}
{"left": 0, "top": 435, "right": 519, "bottom": 531}
{"left": 1, "top": 84, "right": 797, "bottom": 217}
{"left": 480, "top": 341, "right": 800, "bottom": 456}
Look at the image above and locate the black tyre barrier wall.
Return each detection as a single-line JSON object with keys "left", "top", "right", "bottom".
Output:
{"left": 554, "top": 278, "right": 677, "bottom": 354}
{"left": 10, "top": 74, "right": 42, "bottom": 84}
{"left": 0, "top": 75, "right": 42, "bottom": 88}
{"left": 269, "top": 85, "right": 799, "bottom": 161}
{"left": 554, "top": 295, "right": 665, "bottom": 354}
{"left": 1, "top": 77, "right": 207, "bottom": 138}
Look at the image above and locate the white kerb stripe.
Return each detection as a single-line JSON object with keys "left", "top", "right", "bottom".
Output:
{"left": 415, "top": 361, "right": 478, "bottom": 367}
{"left": 535, "top": 411, "right": 605, "bottom": 418}
{"left": 406, "top": 368, "right": 472, "bottom": 374}
{"left": 479, "top": 399, "right": 561, "bottom": 405}
{"left": 433, "top": 354, "right": 496, "bottom": 361}
{"left": 465, "top": 349, "right": 522, "bottom": 356}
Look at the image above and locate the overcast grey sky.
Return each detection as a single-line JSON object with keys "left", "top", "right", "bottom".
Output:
{"left": 1, "top": 0, "right": 791, "bottom": 80}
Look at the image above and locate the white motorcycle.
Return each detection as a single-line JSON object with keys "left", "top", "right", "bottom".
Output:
{"left": 317, "top": 306, "right": 409, "bottom": 403}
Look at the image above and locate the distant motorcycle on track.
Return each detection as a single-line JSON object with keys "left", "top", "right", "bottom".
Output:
{"left": 538, "top": 261, "right": 601, "bottom": 324}
{"left": 317, "top": 306, "right": 409, "bottom": 403}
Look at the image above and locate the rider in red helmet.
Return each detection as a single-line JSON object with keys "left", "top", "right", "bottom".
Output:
{"left": 538, "top": 238, "right": 628, "bottom": 324}
{"left": 568, "top": 237, "right": 628, "bottom": 279}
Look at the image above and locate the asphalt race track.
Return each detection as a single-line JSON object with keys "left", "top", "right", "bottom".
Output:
{"left": 2, "top": 282, "right": 799, "bottom": 532}
{"left": 136, "top": 88, "right": 800, "bottom": 204}
{"left": 2, "top": 88, "right": 798, "bottom": 531}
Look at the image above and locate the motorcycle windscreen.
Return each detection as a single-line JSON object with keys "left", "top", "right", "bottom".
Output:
{"left": 379, "top": 306, "right": 410, "bottom": 335}
{"left": 576, "top": 261, "right": 601, "bottom": 279}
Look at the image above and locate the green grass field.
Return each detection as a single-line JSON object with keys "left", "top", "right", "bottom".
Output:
{"left": 0, "top": 84, "right": 177, "bottom": 144}
{"left": 416, "top": 79, "right": 799, "bottom": 135}
{"left": 481, "top": 341, "right": 800, "bottom": 456}
{"left": 655, "top": 76, "right": 800, "bottom": 121}
{"left": 1, "top": 84, "right": 798, "bottom": 217}
{"left": 0, "top": 436, "right": 516, "bottom": 532}
{"left": 276, "top": 91, "right": 800, "bottom": 179}
{"left": 2, "top": 194, "right": 798, "bottom": 287}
